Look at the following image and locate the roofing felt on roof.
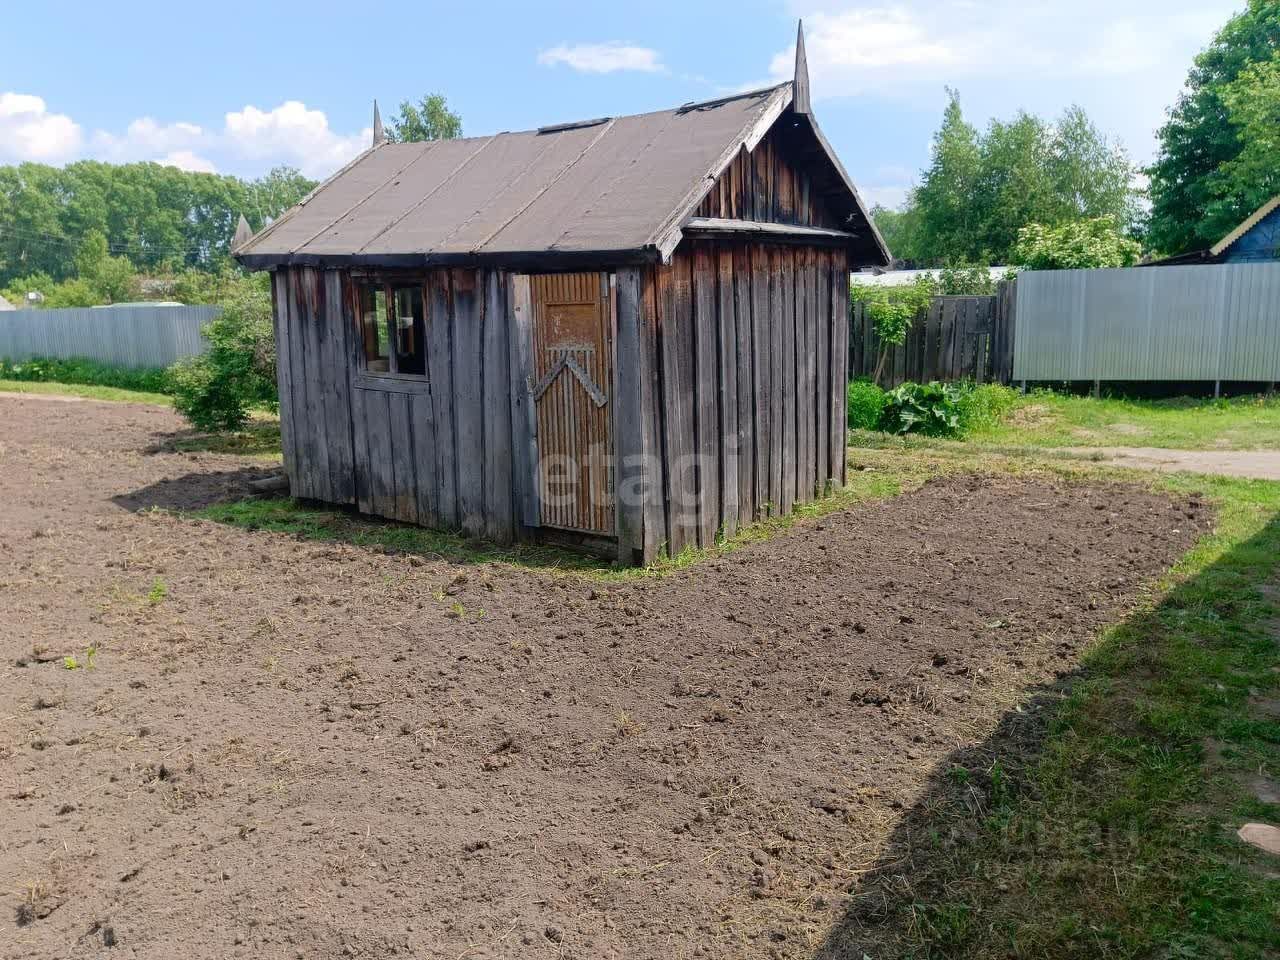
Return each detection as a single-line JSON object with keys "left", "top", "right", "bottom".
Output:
{"left": 235, "top": 83, "right": 887, "bottom": 269}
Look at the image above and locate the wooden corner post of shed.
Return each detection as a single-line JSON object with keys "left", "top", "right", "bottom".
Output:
{"left": 613, "top": 267, "right": 649, "bottom": 564}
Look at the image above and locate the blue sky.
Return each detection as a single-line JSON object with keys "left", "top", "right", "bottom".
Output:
{"left": 1, "top": 1, "right": 1243, "bottom": 210}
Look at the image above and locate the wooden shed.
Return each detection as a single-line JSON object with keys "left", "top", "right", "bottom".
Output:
{"left": 233, "top": 25, "right": 890, "bottom": 564}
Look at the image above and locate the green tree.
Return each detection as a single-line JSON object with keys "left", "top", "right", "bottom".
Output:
{"left": 900, "top": 92, "right": 1136, "bottom": 265}
{"left": 0, "top": 161, "right": 318, "bottom": 287}
{"left": 912, "top": 88, "right": 982, "bottom": 262}
{"left": 871, "top": 203, "right": 924, "bottom": 264}
{"left": 74, "top": 231, "right": 137, "bottom": 303}
{"left": 1209, "top": 51, "right": 1280, "bottom": 233}
{"left": 1147, "top": 1, "right": 1280, "bottom": 255}
{"left": 388, "top": 94, "right": 462, "bottom": 142}
{"left": 247, "top": 166, "right": 317, "bottom": 223}
{"left": 1014, "top": 217, "right": 1141, "bottom": 270}
{"left": 849, "top": 275, "right": 936, "bottom": 385}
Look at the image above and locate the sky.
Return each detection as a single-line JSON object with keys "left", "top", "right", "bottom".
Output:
{"left": 0, "top": 1, "right": 1244, "bottom": 211}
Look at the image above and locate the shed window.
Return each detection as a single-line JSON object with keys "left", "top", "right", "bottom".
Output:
{"left": 393, "top": 286, "right": 426, "bottom": 375}
{"left": 357, "top": 281, "right": 427, "bottom": 376}
{"left": 358, "top": 284, "right": 391, "bottom": 372}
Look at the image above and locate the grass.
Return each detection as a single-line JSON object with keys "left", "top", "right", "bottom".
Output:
{"left": 197, "top": 461, "right": 931, "bottom": 581}
{"left": 822, "top": 447, "right": 1280, "bottom": 959}
{"left": 968, "top": 389, "right": 1280, "bottom": 450}
{"left": 0, "top": 377, "right": 171, "bottom": 405}
{"left": 0, "top": 356, "right": 171, "bottom": 395}
{"left": 156, "top": 413, "right": 283, "bottom": 460}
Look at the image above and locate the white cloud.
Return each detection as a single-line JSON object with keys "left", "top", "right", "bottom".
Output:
{"left": 159, "top": 150, "right": 217, "bottom": 174}
{"left": 224, "top": 101, "right": 369, "bottom": 178}
{"left": 0, "top": 93, "right": 370, "bottom": 179}
{"left": 771, "top": 7, "right": 954, "bottom": 83}
{"left": 0, "top": 93, "right": 82, "bottom": 162}
{"left": 537, "top": 42, "right": 665, "bottom": 74}
{"left": 92, "top": 117, "right": 208, "bottom": 166}
{"left": 765, "top": 1, "right": 1242, "bottom": 162}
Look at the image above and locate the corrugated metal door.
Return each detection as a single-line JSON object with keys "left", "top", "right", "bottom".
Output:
{"left": 530, "top": 273, "right": 615, "bottom": 534}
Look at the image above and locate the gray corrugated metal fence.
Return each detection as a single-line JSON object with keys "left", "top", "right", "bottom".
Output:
{"left": 0, "top": 304, "right": 216, "bottom": 368}
{"left": 1014, "top": 263, "right": 1280, "bottom": 382}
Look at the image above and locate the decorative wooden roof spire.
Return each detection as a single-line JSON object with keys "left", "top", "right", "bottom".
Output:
{"left": 232, "top": 213, "right": 252, "bottom": 251}
{"left": 372, "top": 100, "right": 387, "bottom": 147}
{"left": 793, "top": 20, "right": 811, "bottom": 115}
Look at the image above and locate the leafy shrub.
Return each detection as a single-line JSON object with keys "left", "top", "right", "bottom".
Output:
{"left": 1014, "top": 217, "right": 1141, "bottom": 270}
{"left": 936, "top": 262, "right": 997, "bottom": 296}
{"left": 881, "top": 381, "right": 967, "bottom": 436}
{"left": 877, "top": 381, "right": 1020, "bottom": 437}
{"left": 847, "top": 379, "right": 888, "bottom": 430}
{"left": 0, "top": 356, "right": 170, "bottom": 394}
{"left": 169, "top": 277, "right": 276, "bottom": 431}
{"left": 849, "top": 276, "right": 935, "bottom": 383}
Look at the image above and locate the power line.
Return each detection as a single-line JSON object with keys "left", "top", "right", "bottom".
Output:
{"left": 0, "top": 223, "right": 229, "bottom": 261}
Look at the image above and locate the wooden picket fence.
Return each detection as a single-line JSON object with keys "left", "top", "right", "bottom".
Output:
{"left": 849, "top": 280, "right": 1017, "bottom": 387}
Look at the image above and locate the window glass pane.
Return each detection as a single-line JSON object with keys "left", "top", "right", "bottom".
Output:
{"left": 392, "top": 285, "right": 427, "bottom": 376}
{"left": 360, "top": 284, "right": 390, "bottom": 372}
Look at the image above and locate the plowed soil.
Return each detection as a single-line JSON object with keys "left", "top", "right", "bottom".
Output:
{"left": 0, "top": 394, "right": 1209, "bottom": 959}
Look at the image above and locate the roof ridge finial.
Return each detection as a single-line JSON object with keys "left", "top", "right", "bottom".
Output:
{"left": 232, "top": 213, "right": 252, "bottom": 252}
{"left": 793, "top": 19, "right": 811, "bottom": 115}
{"left": 372, "top": 99, "right": 387, "bottom": 147}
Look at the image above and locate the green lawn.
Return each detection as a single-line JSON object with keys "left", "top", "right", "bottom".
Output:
{"left": 0, "top": 377, "right": 171, "bottom": 406}
{"left": 970, "top": 390, "right": 1280, "bottom": 450}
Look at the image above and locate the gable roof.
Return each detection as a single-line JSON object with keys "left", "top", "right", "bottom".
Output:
{"left": 0, "top": 294, "right": 14, "bottom": 311}
{"left": 1211, "top": 195, "right": 1280, "bottom": 258}
{"left": 234, "top": 82, "right": 889, "bottom": 270}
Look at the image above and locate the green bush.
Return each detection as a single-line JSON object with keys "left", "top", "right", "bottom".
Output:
{"left": 0, "top": 356, "right": 170, "bottom": 394}
{"left": 847, "top": 379, "right": 888, "bottom": 430}
{"left": 881, "top": 381, "right": 966, "bottom": 436}
{"left": 169, "top": 278, "right": 276, "bottom": 431}
{"left": 877, "top": 381, "right": 1020, "bottom": 438}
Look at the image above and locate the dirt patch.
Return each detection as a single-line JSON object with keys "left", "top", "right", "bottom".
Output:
{"left": 1108, "top": 422, "right": 1150, "bottom": 437}
{"left": 0, "top": 394, "right": 1208, "bottom": 959}
{"left": 1006, "top": 403, "right": 1057, "bottom": 428}
{"left": 1069, "top": 446, "right": 1280, "bottom": 481}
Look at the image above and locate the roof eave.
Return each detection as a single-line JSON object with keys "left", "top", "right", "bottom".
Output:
{"left": 1210, "top": 194, "right": 1280, "bottom": 257}
{"left": 234, "top": 246, "right": 663, "bottom": 272}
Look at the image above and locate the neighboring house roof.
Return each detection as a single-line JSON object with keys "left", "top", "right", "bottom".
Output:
{"left": 234, "top": 81, "right": 889, "bottom": 270}
{"left": 0, "top": 294, "right": 14, "bottom": 311}
{"left": 1210, "top": 195, "right": 1280, "bottom": 258}
{"left": 852, "top": 267, "right": 1009, "bottom": 287}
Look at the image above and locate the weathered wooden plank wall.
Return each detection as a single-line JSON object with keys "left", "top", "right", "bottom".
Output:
{"left": 276, "top": 244, "right": 854, "bottom": 564}
{"left": 848, "top": 283, "right": 1018, "bottom": 387}
{"left": 275, "top": 265, "right": 520, "bottom": 543}
{"left": 279, "top": 267, "right": 355, "bottom": 505}
{"left": 628, "top": 240, "right": 849, "bottom": 559}
{"left": 693, "top": 125, "right": 837, "bottom": 229}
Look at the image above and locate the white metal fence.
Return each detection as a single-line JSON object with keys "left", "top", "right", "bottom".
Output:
{"left": 1014, "top": 262, "right": 1280, "bottom": 383}
{"left": 0, "top": 304, "right": 216, "bottom": 369}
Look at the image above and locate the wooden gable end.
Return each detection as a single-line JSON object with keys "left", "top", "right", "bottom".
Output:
{"left": 692, "top": 122, "right": 841, "bottom": 230}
